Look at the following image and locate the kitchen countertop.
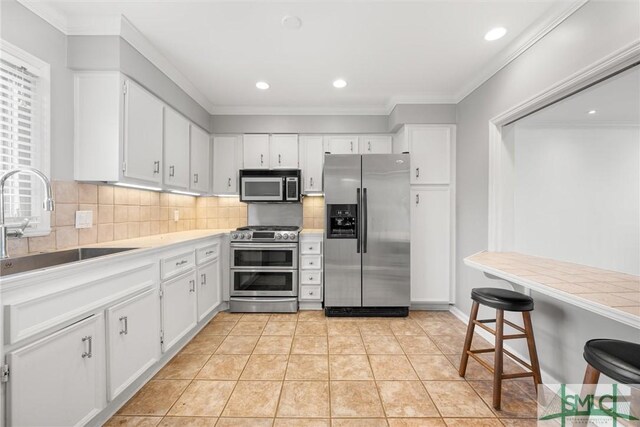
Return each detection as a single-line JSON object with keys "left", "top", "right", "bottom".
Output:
{"left": 465, "top": 251, "right": 640, "bottom": 329}
{"left": 86, "top": 229, "right": 232, "bottom": 249}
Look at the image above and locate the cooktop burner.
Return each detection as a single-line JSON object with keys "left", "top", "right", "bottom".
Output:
{"left": 236, "top": 225, "right": 300, "bottom": 232}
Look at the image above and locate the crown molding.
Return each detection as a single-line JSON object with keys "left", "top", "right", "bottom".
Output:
{"left": 454, "top": 0, "right": 588, "bottom": 103}
{"left": 16, "top": 0, "right": 587, "bottom": 117}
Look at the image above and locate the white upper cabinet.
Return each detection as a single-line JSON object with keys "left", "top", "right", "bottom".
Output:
{"left": 270, "top": 134, "right": 299, "bottom": 168}
{"left": 300, "top": 135, "right": 324, "bottom": 194}
{"left": 213, "top": 135, "right": 241, "bottom": 195}
{"left": 123, "top": 80, "right": 164, "bottom": 184}
{"left": 7, "top": 314, "right": 106, "bottom": 427}
{"left": 394, "top": 125, "right": 453, "bottom": 185}
{"left": 359, "top": 135, "right": 392, "bottom": 154}
{"left": 163, "top": 108, "right": 190, "bottom": 189}
{"left": 190, "top": 125, "right": 211, "bottom": 193}
{"left": 243, "top": 134, "right": 270, "bottom": 169}
{"left": 324, "top": 135, "right": 358, "bottom": 154}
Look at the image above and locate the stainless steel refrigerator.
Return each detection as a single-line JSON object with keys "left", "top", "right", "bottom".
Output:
{"left": 323, "top": 154, "right": 410, "bottom": 316}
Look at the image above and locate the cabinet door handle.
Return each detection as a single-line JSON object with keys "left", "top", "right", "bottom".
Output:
{"left": 310, "top": 177, "right": 314, "bottom": 187}
{"left": 350, "top": 141, "right": 353, "bottom": 152}
{"left": 201, "top": 273, "right": 207, "bottom": 285}
{"left": 189, "top": 279, "right": 196, "bottom": 292}
{"left": 205, "top": 250, "right": 215, "bottom": 256}
{"left": 193, "top": 173, "right": 199, "bottom": 183}
{"left": 368, "top": 141, "right": 372, "bottom": 152}
{"left": 260, "top": 154, "right": 264, "bottom": 165}
{"left": 278, "top": 154, "right": 282, "bottom": 165}
{"left": 82, "top": 336, "right": 93, "bottom": 359}
{"left": 416, "top": 194, "right": 420, "bottom": 205}
{"left": 169, "top": 165, "right": 175, "bottom": 177}
{"left": 415, "top": 167, "right": 420, "bottom": 178}
{"left": 153, "top": 161, "right": 160, "bottom": 174}
{"left": 119, "top": 316, "right": 128, "bottom": 335}
{"left": 227, "top": 177, "right": 232, "bottom": 187}
{"left": 176, "top": 260, "right": 188, "bottom": 266}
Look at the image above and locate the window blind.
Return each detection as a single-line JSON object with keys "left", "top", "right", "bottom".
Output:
{"left": 0, "top": 57, "right": 40, "bottom": 223}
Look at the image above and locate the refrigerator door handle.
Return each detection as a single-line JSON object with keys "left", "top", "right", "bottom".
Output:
{"left": 362, "top": 187, "right": 368, "bottom": 253}
{"left": 356, "top": 188, "right": 361, "bottom": 254}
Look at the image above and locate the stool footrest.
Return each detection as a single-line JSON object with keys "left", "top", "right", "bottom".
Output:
{"left": 502, "top": 372, "right": 535, "bottom": 380}
{"left": 466, "top": 350, "right": 536, "bottom": 380}
{"left": 473, "top": 318, "right": 526, "bottom": 336}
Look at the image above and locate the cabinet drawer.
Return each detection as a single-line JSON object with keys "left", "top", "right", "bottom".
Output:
{"left": 301, "top": 271, "right": 322, "bottom": 285}
{"left": 300, "top": 286, "right": 322, "bottom": 301}
{"left": 300, "top": 241, "right": 321, "bottom": 255}
{"left": 196, "top": 242, "right": 220, "bottom": 265}
{"left": 161, "top": 250, "right": 195, "bottom": 280}
{"left": 300, "top": 255, "right": 322, "bottom": 270}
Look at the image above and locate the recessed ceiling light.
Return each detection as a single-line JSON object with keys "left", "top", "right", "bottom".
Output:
{"left": 256, "top": 81, "right": 270, "bottom": 90}
{"left": 588, "top": 110, "right": 597, "bottom": 115}
{"left": 282, "top": 15, "right": 302, "bottom": 30}
{"left": 484, "top": 27, "right": 507, "bottom": 41}
{"left": 333, "top": 79, "right": 347, "bottom": 89}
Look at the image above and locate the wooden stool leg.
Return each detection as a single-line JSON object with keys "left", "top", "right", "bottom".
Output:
{"left": 522, "top": 311, "right": 543, "bottom": 393}
{"left": 459, "top": 301, "right": 479, "bottom": 377}
{"left": 493, "top": 309, "right": 504, "bottom": 410}
{"left": 580, "top": 363, "right": 600, "bottom": 423}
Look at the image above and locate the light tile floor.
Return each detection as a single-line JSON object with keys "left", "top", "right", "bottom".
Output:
{"left": 106, "top": 310, "right": 539, "bottom": 427}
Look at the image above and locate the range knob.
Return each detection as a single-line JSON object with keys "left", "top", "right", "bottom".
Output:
{"left": 244, "top": 233, "right": 251, "bottom": 239}
{"left": 285, "top": 233, "right": 292, "bottom": 240}
{"left": 275, "top": 233, "right": 282, "bottom": 240}
{"left": 231, "top": 233, "right": 238, "bottom": 239}
{"left": 239, "top": 234, "right": 245, "bottom": 239}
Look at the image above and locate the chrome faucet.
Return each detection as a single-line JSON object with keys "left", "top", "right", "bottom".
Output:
{"left": 0, "top": 167, "right": 55, "bottom": 259}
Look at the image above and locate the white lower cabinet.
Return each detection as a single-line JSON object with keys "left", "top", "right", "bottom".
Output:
{"left": 106, "top": 289, "right": 160, "bottom": 401}
{"left": 197, "top": 257, "right": 221, "bottom": 322}
{"left": 161, "top": 270, "right": 198, "bottom": 352}
{"left": 410, "top": 187, "right": 451, "bottom": 304}
{"left": 6, "top": 314, "right": 106, "bottom": 427}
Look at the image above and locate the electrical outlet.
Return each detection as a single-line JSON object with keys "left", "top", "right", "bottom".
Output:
{"left": 75, "top": 210, "right": 93, "bottom": 229}
{"left": 173, "top": 209, "right": 180, "bottom": 222}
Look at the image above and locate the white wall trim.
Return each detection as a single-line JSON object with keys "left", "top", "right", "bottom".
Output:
{"left": 487, "top": 40, "right": 640, "bottom": 251}
{"left": 454, "top": 0, "right": 588, "bottom": 103}
{"left": 449, "top": 305, "right": 563, "bottom": 387}
{"left": 14, "top": 0, "right": 69, "bottom": 34}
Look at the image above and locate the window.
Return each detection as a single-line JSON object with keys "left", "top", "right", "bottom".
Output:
{"left": 0, "top": 41, "right": 50, "bottom": 235}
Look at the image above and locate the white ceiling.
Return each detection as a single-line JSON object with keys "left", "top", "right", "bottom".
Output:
{"left": 19, "top": 0, "right": 585, "bottom": 114}
{"left": 517, "top": 65, "right": 640, "bottom": 126}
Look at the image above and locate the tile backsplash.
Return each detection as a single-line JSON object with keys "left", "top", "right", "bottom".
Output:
{"left": 7, "top": 181, "right": 247, "bottom": 256}
{"left": 302, "top": 196, "right": 325, "bottom": 229}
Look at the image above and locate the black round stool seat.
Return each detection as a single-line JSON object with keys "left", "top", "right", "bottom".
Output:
{"left": 583, "top": 339, "right": 640, "bottom": 384}
{"left": 471, "top": 288, "right": 534, "bottom": 312}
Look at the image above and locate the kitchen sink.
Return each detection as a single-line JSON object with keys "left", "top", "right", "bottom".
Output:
{"left": 0, "top": 247, "right": 139, "bottom": 278}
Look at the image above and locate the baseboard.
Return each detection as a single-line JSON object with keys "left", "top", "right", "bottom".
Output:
{"left": 411, "top": 302, "right": 450, "bottom": 311}
{"left": 448, "top": 305, "right": 562, "bottom": 387}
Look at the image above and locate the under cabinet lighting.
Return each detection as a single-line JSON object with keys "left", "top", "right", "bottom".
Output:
{"left": 113, "top": 182, "right": 162, "bottom": 192}
{"left": 304, "top": 193, "right": 324, "bottom": 197}
{"left": 170, "top": 190, "right": 201, "bottom": 196}
{"left": 484, "top": 27, "right": 507, "bottom": 41}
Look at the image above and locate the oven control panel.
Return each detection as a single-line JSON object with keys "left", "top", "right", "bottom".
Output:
{"left": 230, "top": 231, "right": 298, "bottom": 242}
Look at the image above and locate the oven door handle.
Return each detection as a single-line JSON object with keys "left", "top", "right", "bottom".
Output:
{"left": 230, "top": 243, "right": 299, "bottom": 249}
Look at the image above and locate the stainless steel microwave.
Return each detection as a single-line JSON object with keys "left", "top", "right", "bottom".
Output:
{"left": 239, "top": 169, "right": 301, "bottom": 203}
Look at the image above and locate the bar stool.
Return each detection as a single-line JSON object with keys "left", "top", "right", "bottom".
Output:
{"left": 582, "top": 339, "right": 640, "bottom": 420}
{"left": 459, "top": 287, "right": 542, "bottom": 409}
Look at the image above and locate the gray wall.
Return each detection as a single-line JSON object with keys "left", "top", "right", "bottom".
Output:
{"left": 1, "top": 0, "right": 74, "bottom": 181}
{"left": 388, "top": 104, "right": 456, "bottom": 131}
{"left": 456, "top": 0, "right": 640, "bottom": 383}
{"left": 68, "top": 36, "right": 211, "bottom": 131}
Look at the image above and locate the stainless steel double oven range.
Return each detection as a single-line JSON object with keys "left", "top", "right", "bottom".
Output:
{"left": 229, "top": 225, "right": 300, "bottom": 313}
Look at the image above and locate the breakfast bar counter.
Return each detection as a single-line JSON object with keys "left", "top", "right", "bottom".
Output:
{"left": 465, "top": 251, "right": 640, "bottom": 329}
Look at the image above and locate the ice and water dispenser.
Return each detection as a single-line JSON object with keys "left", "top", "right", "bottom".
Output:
{"left": 326, "top": 204, "right": 358, "bottom": 239}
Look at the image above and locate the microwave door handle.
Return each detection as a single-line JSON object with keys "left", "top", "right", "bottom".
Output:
{"left": 356, "top": 188, "right": 361, "bottom": 254}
